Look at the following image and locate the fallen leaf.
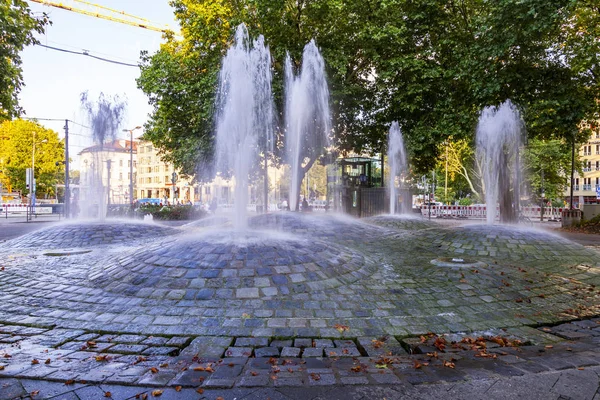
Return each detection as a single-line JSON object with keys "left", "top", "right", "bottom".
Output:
{"left": 193, "top": 366, "right": 205, "bottom": 371}
{"left": 545, "top": 345, "right": 553, "bottom": 349}
{"left": 268, "top": 357, "right": 278, "bottom": 365}
{"left": 196, "top": 388, "right": 204, "bottom": 394}
{"left": 216, "top": 397, "right": 224, "bottom": 400}
{"left": 443, "top": 360, "right": 455, "bottom": 368}
{"left": 44, "top": 359, "right": 51, "bottom": 365}
{"left": 150, "top": 367, "right": 159, "bottom": 373}
{"left": 159, "top": 363, "right": 168, "bottom": 368}
{"left": 95, "top": 355, "right": 109, "bottom": 362}
{"left": 31, "top": 390, "right": 40, "bottom": 396}
{"left": 310, "top": 373, "right": 321, "bottom": 381}
{"left": 134, "top": 356, "right": 147, "bottom": 365}
{"left": 104, "top": 391, "right": 112, "bottom": 398}
{"left": 87, "top": 341, "right": 97, "bottom": 348}
{"left": 175, "top": 386, "right": 182, "bottom": 392}
{"left": 333, "top": 324, "right": 350, "bottom": 333}
{"left": 351, "top": 365, "right": 362, "bottom": 372}
{"left": 31, "top": 359, "right": 39, "bottom": 365}
{"left": 271, "top": 375, "right": 278, "bottom": 380}
{"left": 135, "top": 394, "right": 148, "bottom": 400}
{"left": 375, "top": 363, "right": 388, "bottom": 369}
{"left": 0, "top": 366, "right": 5, "bottom": 371}
{"left": 251, "top": 371, "right": 259, "bottom": 376}
{"left": 578, "top": 367, "right": 585, "bottom": 370}
{"left": 3, "top": 354, "right": 11, "bottom": 358}
{"left": 287, "top": 367, "right": 294, "bottom": 373}
{"left": 151, "top": 389, "right": 163, "bottom": 397}
{"left": 65, "top": 379, "right": 75, "bottom": 385}
{"left": 372, "top": 340, "right": 384, "bottom": 349}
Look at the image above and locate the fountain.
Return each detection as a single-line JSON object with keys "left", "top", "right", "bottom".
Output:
{"left": 79, "top": 92, "right": 127, "bottom": 219}
{"left": 387, "top": 121, "right": 408, "bottom": 214}
{"left": 215, "top": 24, "right": 274, "bottom": 230}
{"left": 476, "top": 100, "right": 524, "bottom": 224}
{"left": 284, "top": 40, "right": 331, "bottom": 211}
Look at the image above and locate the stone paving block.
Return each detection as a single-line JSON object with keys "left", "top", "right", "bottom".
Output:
{"left": 280, "top": 347, "right": 301, "bottom": 358}
{"left": 108, "top": 344, "right": 148, "bottom": 355}
{"left": 224, "top": 347, "right": 253, "bottom": 358}
{"left": 235, "top": 337, "right": 269, "bottom": 347}
{"left": 142, "top": 346, "right": 179, "bottom": 356}
{"left": 294, "top": 339, "right": 312, "bottom": 348}
{"left": 325, "top": 347, "right": 361, "bottom": 357}
{"left": 179, "top": 337, "right": 233, "bottom": 359}
{"left": 270, "top": 340, "right": 293, "bottom": 348}
{"left": 238, "top": 374, "right": 271, "bottom": 387}
{"left": 140, "top": 336, "right": 169, "bottom": 346}
{"left": 255, "top": 347, "right": 280, "bottom": 358}
{"left": 302, "top": 348, "right": 323, "bottom": 358}
{"left": 165, "top": 336, "right": 190, "bottom": 347}
{"left": 203, "top": 377, "right": 236, "bottom": 388}
{"left": 334, "top": 339, "right": 357, "bottom": 348}
{"left": 308, "top": 373, "right": 336, "bottom": 385}
{"left": 313, "top": 339, "right": 334, "bottom": 348}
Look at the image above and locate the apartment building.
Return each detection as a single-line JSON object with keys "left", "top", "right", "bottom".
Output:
{"left": 571, "top": 121, "right": 600, "bottom": 206}
{"left": 79, "top": 139, "right": 136, "bottom": 205}
{"left": 136, "top": 140, "right": 197, "bottom": 203}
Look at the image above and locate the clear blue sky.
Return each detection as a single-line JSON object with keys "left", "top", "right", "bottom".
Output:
{"left": 20, "top": 0, "right": 178, "bottom": 165}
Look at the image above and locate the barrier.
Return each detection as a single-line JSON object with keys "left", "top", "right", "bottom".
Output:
{"left": 420, "top": 205, "right": 563, "bottom": 221}
{"left": 1, "top": 204, "right": 53, "bottom": 214}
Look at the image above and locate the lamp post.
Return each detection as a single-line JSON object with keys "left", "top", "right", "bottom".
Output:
{"left": 122, "top": 126, "right": 142, "bottom": 208}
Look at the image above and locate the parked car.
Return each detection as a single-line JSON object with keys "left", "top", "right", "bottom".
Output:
{"left": 135, "top": 198, "right": 161, "bottom": 206}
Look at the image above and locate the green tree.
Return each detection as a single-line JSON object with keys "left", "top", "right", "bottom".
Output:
{"left": 139, "top": 0, "right": 598, "bottom": 179}
{"left": 523, "top": 138, "right": 581, "bottom": 203}
{"left": 0, "top": 1, "right": 49, "bottom": 121}
{"left": 0, "top": 119, "right": 64, "bottom": 198}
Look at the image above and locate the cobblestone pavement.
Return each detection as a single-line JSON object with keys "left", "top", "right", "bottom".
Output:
{"left": 0, "top": 213, "right": 599, "bottom": 398}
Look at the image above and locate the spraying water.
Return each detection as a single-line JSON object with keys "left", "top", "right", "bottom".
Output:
{"left": 387, "top": 121, "right": 408, "bottom": 214}
{"left": 284, "top": 40, "right": 330, "bottom": 211}
{"left": 215, "top": 24, "right": 274, "bottom": 230}
{"left": 79, "top": 92, "right": 127, "bottom": 219}
{"left": 476, "top": 100, "right": 524, "bottom": 224}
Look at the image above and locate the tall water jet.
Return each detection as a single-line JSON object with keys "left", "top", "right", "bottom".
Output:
{"left": 476, "top": 100, "right": 524, "bottom": 224}
{"left": 79, "top": 92, "right": 127, "bottom": 219}
{"left": 285, "top": 40, "right": 330, "bottom": 211}
{"left": 215, "top": 25, "right": 274, "bottom": 230}
{"left": 388, "top": 121, "right": 408, "bottom": 214}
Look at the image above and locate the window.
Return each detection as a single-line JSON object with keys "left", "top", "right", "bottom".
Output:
{"left": 147, "top": 167, "right": 152, "bottom": 173}
{"left": 128, "top": 173, "right": 131, "bottom": 180}
{"left": 584, "top": 145, "right": 592, "bottom": 156}
{"left": 584, "top": 161, "right": 592, "bottom": 172}
{"left": 205, "top": 187, "right": 211, "bottom": 194}
{"left": 133, "top": 161, "right": 137, "bottom": 168}
{"left": 119, "top": 172, "right": 123, "bottom": 181}
{"left": 596, "top": 145, "right": 600, "bottom": 155}
{"left": 596, "top": 177, "right": 599, "bottom": 189}
{"left": 119, "top": 160, "right": 123, "bottom": 167}
{"left": 584, "top": 178, "right": 592, "bottom": 191}
{"left": 575, "top": 178, "right": 580, "bottom": 191}
{"left": 596, "top": 161, "right": 600, "bottom": 171}
{"left": 165, "top": 176, "right": 169, "bottom": 184}
{"left": 128, "top": 160, "right": 131, "bottom": 167}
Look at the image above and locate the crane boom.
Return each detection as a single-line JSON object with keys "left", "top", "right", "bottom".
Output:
{"left": 29, "top": 0, "right": 175, "bottom": 34}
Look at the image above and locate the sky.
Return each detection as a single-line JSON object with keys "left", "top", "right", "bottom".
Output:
{"left": 19, "top": 0, "right": 178, "bottom": 166}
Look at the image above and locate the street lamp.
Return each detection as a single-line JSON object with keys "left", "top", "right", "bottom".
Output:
{"left": 122, "top": 126, "right": 142, "bottom": 207}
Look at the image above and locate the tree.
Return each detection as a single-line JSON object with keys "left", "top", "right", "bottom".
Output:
{"left": 139, "top": 0, "right": 598, "bottom": 181}
{"left": 523, "top": 138, "right": 581, "bottom": 203}
{"left": 0, "top": 119, "right": 64, "bottom": 198}
{"left": 0, "top": 1, "right": 49, "bottom": 121}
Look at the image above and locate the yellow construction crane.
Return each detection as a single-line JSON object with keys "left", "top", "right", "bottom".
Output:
{"left": 29, "top": 0, "right": 176, "bottom": 34}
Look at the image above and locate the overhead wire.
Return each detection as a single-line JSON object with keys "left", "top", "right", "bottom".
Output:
{"left": 35, "top": 43, "right": 139, "bottom": 67}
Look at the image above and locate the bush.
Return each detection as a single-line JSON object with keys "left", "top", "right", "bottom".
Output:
{"left": 458, "top": 197, "right": 473, "bottom": 206}
{"left": 135, "top": 204, "right": 207, "bottom": 220}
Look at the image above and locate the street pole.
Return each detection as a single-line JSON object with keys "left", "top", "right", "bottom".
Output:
{"left": 123, "top": 126, "right": 141, "bottom": 208}
{"left": 106, "top": 159, "right": 112, "bottom": 207}
{"left": 64, "top": 120, "right": 70, "bottom": 218}
{"left": 570, "top": 133, "right": 575, "bottom": 209}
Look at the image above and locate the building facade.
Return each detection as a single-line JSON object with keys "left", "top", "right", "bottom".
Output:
{"left": 79, "top": 139, "right": 137, "bottom": 205}
{"left": 570, "top": 121, "right": 600, "bottom": 207}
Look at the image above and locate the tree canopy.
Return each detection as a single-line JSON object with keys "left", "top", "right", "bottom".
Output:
{"left": 0, "top": 119, "right": 64, "bottom": 197}
{"left": 138, "top": 0, "right": 599, "bottom": 179}
{"left": 0, "top": 0, "right": 49, "bottom": 121}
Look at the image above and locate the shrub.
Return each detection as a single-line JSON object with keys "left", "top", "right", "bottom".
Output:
{"left": 135, "top": 204, "right": 207, "bottom": 220}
